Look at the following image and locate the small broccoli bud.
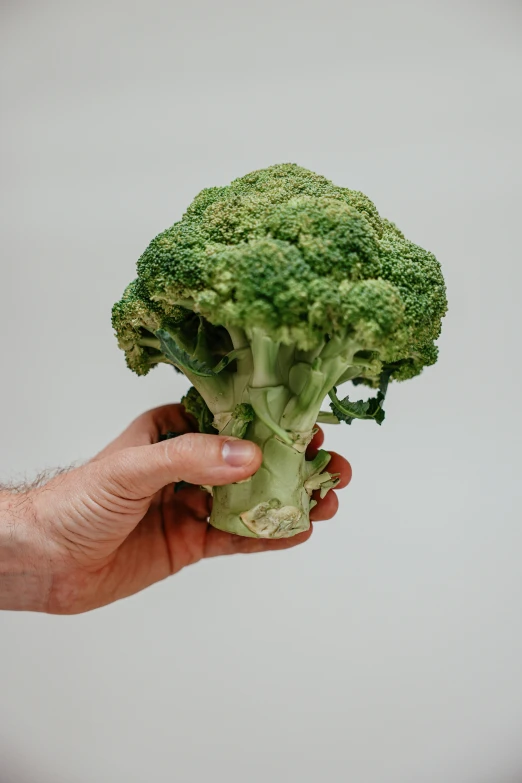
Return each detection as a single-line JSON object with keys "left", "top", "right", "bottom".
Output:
{"left": 181, "top": 387, "right": 217, "bottom": 434}
{"left": 229, "top": 403, "right": 255, "bottom": 439}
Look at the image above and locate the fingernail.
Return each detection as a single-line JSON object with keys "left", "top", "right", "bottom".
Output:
{"left": 222, "top": 440, "right": 257, "bottom": 467}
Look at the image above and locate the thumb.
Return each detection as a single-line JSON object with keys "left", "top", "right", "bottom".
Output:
{"left": 101, "top": 433, "right": 262, "bottom": 500}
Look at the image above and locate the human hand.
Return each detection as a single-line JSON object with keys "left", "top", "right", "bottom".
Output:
{"left": 0, "top": 405, "right": 351, "bottom": 614}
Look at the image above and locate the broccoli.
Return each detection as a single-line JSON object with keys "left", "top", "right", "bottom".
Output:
{"left": 112, "top": 163, "right": 447, "bottom": 539}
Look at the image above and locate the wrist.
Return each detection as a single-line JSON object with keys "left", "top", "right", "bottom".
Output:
{"left": 0, "top": 490, "right": 52, "bottom": 612}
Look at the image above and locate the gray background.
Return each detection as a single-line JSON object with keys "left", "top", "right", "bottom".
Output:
{"left": 1, "top": 1, "right": 521, "bottom": 781}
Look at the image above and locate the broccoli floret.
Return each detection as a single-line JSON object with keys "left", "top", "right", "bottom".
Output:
{"left": 181, "top": 386, "right": 217, "bottom": 434}
{"left": 113, "top": 163, "right": 447, "bottom": 539}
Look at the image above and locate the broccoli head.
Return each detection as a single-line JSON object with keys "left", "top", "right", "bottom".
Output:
{"left": 113, "top": 163, "right": 447, "bottom": 539}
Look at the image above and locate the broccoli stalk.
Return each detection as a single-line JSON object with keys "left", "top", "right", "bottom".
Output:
{"left": 179, "top": 328, "right": 353, "bottom": 537}
{"left": 112, "top": 164, "right": 447, "bottom": 539}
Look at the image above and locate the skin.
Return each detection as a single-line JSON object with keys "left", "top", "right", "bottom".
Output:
{"left": 0, "top": 404, "right": 351, "bottom": 615}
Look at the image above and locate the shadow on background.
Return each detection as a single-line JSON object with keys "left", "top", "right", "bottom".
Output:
{"left": 0, "top": 746, "right": 64, "bottom": 783}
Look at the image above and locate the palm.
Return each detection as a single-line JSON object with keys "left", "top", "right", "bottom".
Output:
{"left": 53, "top": 483, "right": 312, "bottom": 614}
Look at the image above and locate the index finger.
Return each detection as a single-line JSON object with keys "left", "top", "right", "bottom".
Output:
{"left": 93, "top": 403, "right": 196, "bottom": 461}
{"left": 326, "top": 452, "right": 352, "bottom": 488}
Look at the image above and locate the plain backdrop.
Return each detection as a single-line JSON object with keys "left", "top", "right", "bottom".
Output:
{"left": 1, "top": 1, "right": 521, "bottom": 782}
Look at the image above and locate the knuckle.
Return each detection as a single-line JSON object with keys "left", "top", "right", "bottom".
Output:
{"left": 129, "top": 410, "right": 154, "bottom": 433}
{"left": 98, "top": 454, "right": 131, "bottom": 496}
{"left": 166, "top": 432, "right": 207, "bottom": 464}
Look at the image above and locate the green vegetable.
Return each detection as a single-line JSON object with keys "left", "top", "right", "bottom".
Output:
{"left": 113, "top": 163, "right": 447, "bottom": 539}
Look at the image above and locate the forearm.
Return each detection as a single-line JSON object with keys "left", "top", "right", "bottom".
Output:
{"left": 0, "top": 491, "right": 51, "bottom": 612}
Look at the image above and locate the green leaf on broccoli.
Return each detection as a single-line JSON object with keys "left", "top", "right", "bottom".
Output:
{"left": 156, "top": 329, "right": 217, "bottom": 377}
{"left": 328, "top": 368, "right": 393, "bottom": 426}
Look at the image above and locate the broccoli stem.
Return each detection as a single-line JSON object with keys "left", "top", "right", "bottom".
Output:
{"left": 250, "top": 328, "right": 283, "bottom": 388}
{"left": 138, "top": 336, "right": 162, "bottom": 350}
{"left": 210, "top": 416, "right": 334, "bottom": 538}
{"left": 155, "top": 327, "right": 351, "bottom": 537}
